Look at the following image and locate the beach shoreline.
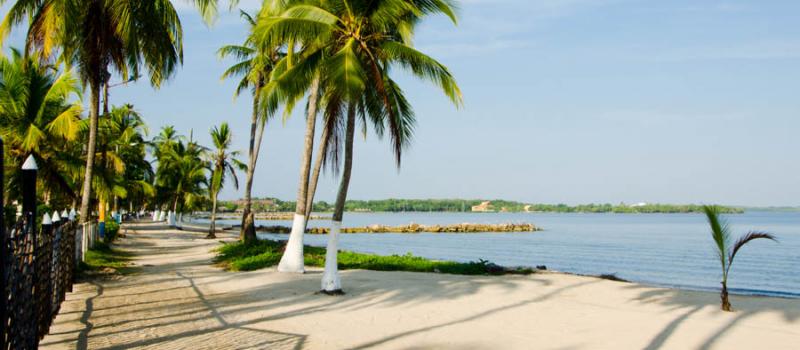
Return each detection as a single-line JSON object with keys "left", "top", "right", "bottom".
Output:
{"left": 40, "top": 222, "right": 800, "bottom": 349}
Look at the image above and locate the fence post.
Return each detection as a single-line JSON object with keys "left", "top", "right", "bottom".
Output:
{"left": 1, "top": 137, "right": 6, "bottom": 350}
{"left": 38, "top": 213, "right": 53, "bottom": 341}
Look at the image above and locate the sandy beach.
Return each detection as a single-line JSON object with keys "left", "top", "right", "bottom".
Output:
{"left": 40, "top": 222, "right": 800, "bottom": 349}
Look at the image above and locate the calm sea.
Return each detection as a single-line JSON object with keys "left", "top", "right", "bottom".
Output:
{"left": 204, "top": 211, "right": 800, "bottom": 297}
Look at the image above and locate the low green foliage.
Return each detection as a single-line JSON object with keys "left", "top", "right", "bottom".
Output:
{"left": 215, "top": 240, "right": 284, "bottom": 271}
{"left": 104, "top": 220, "right": 120, "bottom": 243}
{"left": 78, "top": 241, "right": 135, "bottom": 276}
{"left": 215, "top": 239, "right": 535, "bottom": 275}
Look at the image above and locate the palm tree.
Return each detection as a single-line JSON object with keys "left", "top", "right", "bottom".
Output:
{"left": 0, "top": 0, "right": 229, "bottom": 224}
{"left": 206, "top": 122, "right": 245, "bottom": 239}
{"left": 0, "top": 49, "right": 83, "bottom": 205}
{"left": 303, "top": 125, "right": 330, "bottom": 231}
{"left": 102, "top": 104, "right": 152, "bottom": 213}
{"left": 703, "top": 205, "right": 777, "bottom": 311}
{"left": 152, "top": 127, "right": 208, "bottom": 215}
{"left": 258, "top": 0, "right": 462, "bottom": 287}
{"left": 231, "top": 0, "right": 326, "bottom": 263}
{"left": 219, "top": 9, "right": 283, "bottom": 243}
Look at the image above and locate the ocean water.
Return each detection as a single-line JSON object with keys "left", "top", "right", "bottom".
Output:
{"left": 203, "top": 211, "right": 800, "bottom": 297}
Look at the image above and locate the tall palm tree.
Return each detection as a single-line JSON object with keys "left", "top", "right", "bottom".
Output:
{"left": 235, "top": 0, "right": 327, "bottom": 260}
{"left": 206, "top": 122, "right": 245, "bottom": 239}
{"left": 219, "top": 9, "right": 283, "bottom": 243}
{"left": 0, "top": 48, "right": 83, "bottom": 205}
{"left": 303, "top": 124, "right": 330, "bottom": 231}
{"left": 102, "top": 104, "right": 152, "bottom": 213}
{"left": 0, "top": 0, "right": 230, "bottom": 224}
{"left": 258, "top": 0, "right": 462, "bottom": 287}
{"left": 703, "top": 205, "right": 777, "bottom": 311}
{"left": 172, "top": 141, "right": 210, "bottom": 214}
{"left": 152, "top": 127, "right": 208, "bottom": 214}
{"left": 151, "top": 125, "right": 182, "bottom": 210}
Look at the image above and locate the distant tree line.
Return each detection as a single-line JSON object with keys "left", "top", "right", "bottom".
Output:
{"left": 216, "top": 199, "right": 744, "bottom": 214}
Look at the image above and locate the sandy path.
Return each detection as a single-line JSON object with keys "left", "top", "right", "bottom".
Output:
{"left": 40, "top": 222, "right": 800, "bottom": 349}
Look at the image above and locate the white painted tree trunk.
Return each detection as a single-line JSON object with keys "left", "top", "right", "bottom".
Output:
{"left": 277, "top": 214, "right": 306, "bottom": 273}
{"left": 321, "top": 221, "right": 342, "bottom": 292}
{"left": 152, "top": 210, "right": 159, "bottom": 221}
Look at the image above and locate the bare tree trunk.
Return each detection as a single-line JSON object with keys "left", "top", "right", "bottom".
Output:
{"left": 304, "top": 125, "right": 330, "bottom": 232}
{"left": 240, "top": 86, "right": 262, "bottom": 243}
{"left": 207, "top": 190, "right": 218, "bottom": 239}
{"left": 278, "top": 78, "right": 321, "bottom": 273}
{"left": 720, "top": 281, "right": 732, "bottom": 311}
{"left": 321, "top": 104, "right": 355, "bottom": 294}
{"left": 79, "top": 81, "right": 101, "bottom": 224}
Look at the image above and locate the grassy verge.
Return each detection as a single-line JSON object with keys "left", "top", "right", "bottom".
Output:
{"left": 215, "top": 239, "right": 535, "bottom": 275}
{"left": 77, "top": 241, "right": 136, "bottom": 277}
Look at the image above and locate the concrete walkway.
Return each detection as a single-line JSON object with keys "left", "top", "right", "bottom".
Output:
{"left": 39, "top": 222, "right": 800, "bottom": 350}
{"left": 40, "top": 222, "right": 308, "bottom": 349}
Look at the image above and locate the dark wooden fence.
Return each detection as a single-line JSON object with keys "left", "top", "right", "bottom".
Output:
{"left": 2, "top": 144, "right": 81, "bottom": 350}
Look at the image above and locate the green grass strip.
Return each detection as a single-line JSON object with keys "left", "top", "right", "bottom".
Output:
{"left": 78, "top": 241, "right": 136, "bottom": 276}
{"left": 215, "top": 239, "right": 535, "bottom": 275}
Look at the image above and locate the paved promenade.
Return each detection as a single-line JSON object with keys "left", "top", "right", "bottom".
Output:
{"left": 41, "top": 223, "right": 309, "bottom": 349}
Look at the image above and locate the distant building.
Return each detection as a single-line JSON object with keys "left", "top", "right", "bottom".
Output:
{"left": 471, "top": 201, "right": 492, "bottom": 212}
{"left": 630, "top": 202, "right": 648, "bottom": 207}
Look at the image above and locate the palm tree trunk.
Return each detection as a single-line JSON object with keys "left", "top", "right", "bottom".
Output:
{"left": 321, "top": 104, "right": 356, "bottom": 293}
{"left": 721, "top": 281, "right": 732, "bottom": 311}
{"left": 207, "top": 190, "right": 218, "bottom": 239}
{"left": 240, "top": 86, "right": 261, "bottom": 243}
{"left": 79, "top": 81, "right": 101, "bottom": 224}
{"left": 278, "top": 78, "right": 321, "bottom": 273}
{"left": 303, "top": 125, "right": 330, "bottom": 232}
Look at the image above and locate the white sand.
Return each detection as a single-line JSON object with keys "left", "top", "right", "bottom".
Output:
{"left": 41, "top": 222, "right": 800, "bottom": 349}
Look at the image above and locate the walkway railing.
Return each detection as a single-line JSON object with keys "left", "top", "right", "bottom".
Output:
{"left": 1, "top": 146, "right": 96, "bottom": 349}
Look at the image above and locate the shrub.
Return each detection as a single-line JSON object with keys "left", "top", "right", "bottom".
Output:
{"left": 104, "top": 220, "right": 120, "bottom": 244}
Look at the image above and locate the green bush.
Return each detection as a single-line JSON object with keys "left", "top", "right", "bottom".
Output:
{"left": 104, "top": 220, "right": 120, "bottom": 243}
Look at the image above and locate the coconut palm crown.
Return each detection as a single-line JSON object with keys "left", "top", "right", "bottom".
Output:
{"left": 0, "top": 48, "right": 83, "bottom": 203}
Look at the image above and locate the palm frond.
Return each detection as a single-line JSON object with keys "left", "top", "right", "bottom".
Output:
{"left": 703, "top": 205, "right": 730, "bottom": 275}
{"left": 728, "top": 231, "right": 777, "bottom": 271}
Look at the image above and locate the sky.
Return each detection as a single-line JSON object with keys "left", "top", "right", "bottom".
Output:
{"left": 2, "top": 0, "right": 799, "bottom": 206}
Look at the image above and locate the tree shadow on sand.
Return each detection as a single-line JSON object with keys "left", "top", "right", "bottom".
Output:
{"left": 624, "top": 283, "right": 800, "bottom": 350}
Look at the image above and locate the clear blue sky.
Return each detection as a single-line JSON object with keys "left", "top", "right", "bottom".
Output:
{"left": 3, "top": 0, "right": 799, "bottom": 206}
